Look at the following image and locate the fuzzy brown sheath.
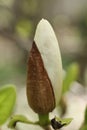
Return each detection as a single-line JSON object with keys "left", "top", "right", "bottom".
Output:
{"left": 27, "top": 41, "right": 55, "bottom": 114}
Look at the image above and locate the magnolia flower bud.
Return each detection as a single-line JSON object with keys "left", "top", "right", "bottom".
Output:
{"left": 27, "top": 19, "right": 63, "bottom": 114}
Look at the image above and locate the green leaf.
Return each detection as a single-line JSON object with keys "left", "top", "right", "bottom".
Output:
{"left": 51, "top": 117, "right": 73, "bottom": 130}
{"left": 55, "top": 117, "right": 73, "bottom": 126}
{"left": 8, "top": 115, "right": 38, "bottom": 128}
{"left": 79, "top": 107, "right": 87, "bottom": 130}
{"left": 62, "top": 63, "right": 79, "bottom": 94}
{"left": 80, "top": 125, "right": 87, "bottom": 130}
{"left": 84, "top": 107, "right": 87, "bottom": 124}
{"left": 0, "top": 85, "right": 16, "bottom": 125}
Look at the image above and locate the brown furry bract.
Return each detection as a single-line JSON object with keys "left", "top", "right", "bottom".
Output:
{"left": 27, "top": 42, "right": 55, "bottom": 114}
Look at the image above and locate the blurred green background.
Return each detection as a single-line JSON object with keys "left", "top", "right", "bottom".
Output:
{"left": 0, "top": 0, "right": 87, "bottom": 87}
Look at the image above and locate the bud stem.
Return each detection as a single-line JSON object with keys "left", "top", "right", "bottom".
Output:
{"left": 38, "top": 114, "right": 50, "bottom": 126}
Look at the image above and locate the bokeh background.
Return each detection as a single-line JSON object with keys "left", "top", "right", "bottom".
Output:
{"left": 1, "top": 0, "right": 87, "bottom": 130}
{"left": 0, "top": 0, "right": 87, "bottom": 86}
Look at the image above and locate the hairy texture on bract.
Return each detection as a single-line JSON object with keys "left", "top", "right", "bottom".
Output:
{"left": 27, "top": 42, "right": 55, "bottom": 114}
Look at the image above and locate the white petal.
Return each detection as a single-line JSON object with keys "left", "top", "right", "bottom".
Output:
{"left": 34, "top": 19, "right": 63, "bottom": 105}
{"left": 15, "top": 87, "right": 38, "bottom": 121}
{"left": 17, "top": 123, "right": 43, "bottom": 130}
